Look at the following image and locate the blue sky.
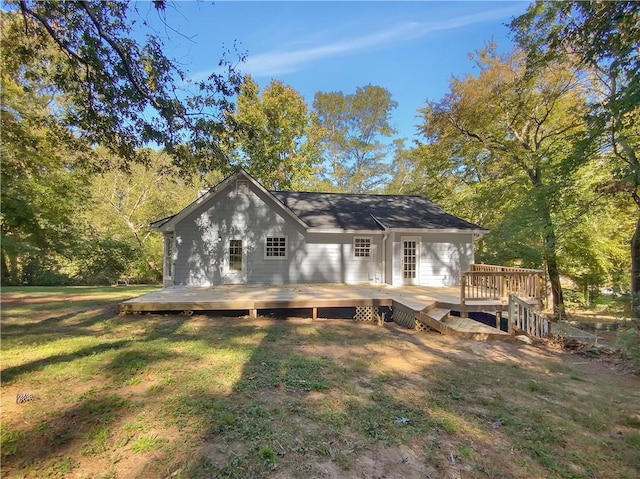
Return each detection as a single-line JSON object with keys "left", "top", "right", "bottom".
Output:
{"left": 147, "top": 1, "right": 529, "bottom": 140}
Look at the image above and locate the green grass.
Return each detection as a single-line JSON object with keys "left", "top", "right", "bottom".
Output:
{"left": 0, "top": 285, "right": 160, "bottom": 296}
{"left": 1, "top": 286, "right": 639, "bottom": 479}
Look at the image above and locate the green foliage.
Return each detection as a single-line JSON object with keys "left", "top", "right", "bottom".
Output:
{"left": 617, "top": 327, "right": 640, "bottom": 369}
{"left": 225, "top": 76, "right": 321, "bottom": 190}
{"left": 85, "top": 149, "right": 204, "bottom": 284}
{"left": 131, "top": 435, "right": 165, "bottom": 454}
{"left": 1, "top": 12, "right": 91, "bottom": 285}
{"left": 75, "top": 239, "right": 137, "bottom": 285}
{"left": 313, "top": 84, "right": 397, "bottom": 192}
{"left": 1, "top": 50, "right": 202, "bottom": 286}
{"left": 412, "top": 46, "right": 591, "bottom": 317}
{"left": 258, "top": 446, "right": 277, "bottom": 467}
{"left": 510, "top": 0, "right": 640, "bottom": 310}
{"left": 1, "top": 3, "right": 242, "bottom": 170}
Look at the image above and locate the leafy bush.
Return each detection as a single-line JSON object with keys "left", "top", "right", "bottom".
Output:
{"left": 76, "top": 239, "right": 137, "bottom": 285}
{"left": 7, "top": 252, "right": 75, "bottom": 286}
{"left": 617, "top": 327, "right": 640, "bottom": 370}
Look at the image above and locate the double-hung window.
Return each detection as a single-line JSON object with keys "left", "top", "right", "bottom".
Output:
{"left": 265, "top": 236, "right": 287, "bottom": 259}
{"left": 354, "top": 237, "right": 372, "bottom": 258}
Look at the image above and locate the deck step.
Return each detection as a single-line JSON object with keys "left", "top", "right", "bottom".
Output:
{"left": 425, "top": 307, "right": 450, "bottom": 322}
{"left": 415, "top": 310, "right": 454, "bottom": 334}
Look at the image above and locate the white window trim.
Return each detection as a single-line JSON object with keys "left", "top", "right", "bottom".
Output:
{"left": 353, "top": 236, "right": 372, "bottom": 259}
{"left": 264, "top": 235, "right": 288, "bottom": 260}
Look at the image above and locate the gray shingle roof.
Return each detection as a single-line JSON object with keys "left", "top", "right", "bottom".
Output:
{"left": 271, "top": 191, "right": 483, "bottom": 231}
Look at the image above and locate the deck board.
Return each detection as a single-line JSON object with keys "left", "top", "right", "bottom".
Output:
{"left": 120, "top": 284, "right": 446, "bottom": 311}
{"left": 119, "top": 284, "right": 511, "bottom": 339}
{"left": 443, "top": 315, "right": 509, "bottom": 336}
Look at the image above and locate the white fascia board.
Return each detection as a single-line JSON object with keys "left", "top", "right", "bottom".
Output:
{"left": 306, "top": 228, "right": 386, "bottom": 235}
{"left": 387, "top": 228, "right": 489, "bottom": 235}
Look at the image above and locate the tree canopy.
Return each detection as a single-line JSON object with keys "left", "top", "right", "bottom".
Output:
{"left": 313, "top": 85, "right": 397, "bottom": 193}
{"left": 2, "top": 1, "right": 243, "bottom": 171}
{"left": 510, "top": 0, "right": 640, "bottom": 312}
{"left": 415, "top": 46, "right": 592, "bottom": 318}
{"left": 224, "top": 76, "right": 321, "bottom": 190}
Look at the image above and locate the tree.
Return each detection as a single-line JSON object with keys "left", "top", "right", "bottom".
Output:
{"left": 313, "top": 85, "right": 397, "bottom": 193}
{"left": 1, "top": 14, "right": 91, "bottom": 284}
{"left": 510, "top": 0, "right": 640, "bottom": 312}
{"left": 85, "top": 150, "right": 207, "bottom": 283}
{"left": 2, "top": 2, "right": 242, "bottom": 171}
{"left": 417, "top": 47, "right": 589, "bottom": 318}
{"left": 225, "top": 76, "right": 321, "bottom": 190}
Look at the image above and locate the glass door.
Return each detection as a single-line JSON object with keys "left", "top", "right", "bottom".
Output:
{"left": 226, "top": 239, "right": 246, "bottom": 284}
{"left": 402, "top": 237, "right": 419, "bottom": 285}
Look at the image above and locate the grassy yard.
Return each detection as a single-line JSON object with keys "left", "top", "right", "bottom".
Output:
{"left": 1, "top": 287, "right": 639, "bottom": 479}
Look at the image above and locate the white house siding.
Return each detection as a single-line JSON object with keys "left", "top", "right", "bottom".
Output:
{"left": 298, "top": 233, "right": 382, "bottom": 284}
{"left": 391, "top": 232, "right": 474, "bottom": 286}
{"left": 173, "top": 182, "right": 303, "bottom": 286}
{"left": 172, "top": 181, "right": 383, "bottom": 286}
{"left": 385, "top": 232, "right": 395, "bottom": 285}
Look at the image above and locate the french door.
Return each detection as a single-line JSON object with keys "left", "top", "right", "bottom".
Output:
{"left": 401, "top": 237, "right": 419, "bottom": 285}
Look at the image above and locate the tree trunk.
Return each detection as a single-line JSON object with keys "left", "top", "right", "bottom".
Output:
{"left": 631, "top": 209, "right": 640, "bottom": 318}
{"left": 1, "top": 251, "right": 12, "bottom": 285}
{"left": 540, "top": 200, "right": 565, "bottom": 320}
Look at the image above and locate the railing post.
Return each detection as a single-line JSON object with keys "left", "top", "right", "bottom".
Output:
{"left": 460, "top": 273, "right": 466, "bottom": 305}
{"left": 507, "top": 294, "right": 514, "bottom": 335}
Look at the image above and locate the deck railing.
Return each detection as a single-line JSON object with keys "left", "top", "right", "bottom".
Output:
{"left": 461, "top": 264, "right": 544, "bottom": 305}
{"left": 508, "top": 294, "right": 550, "bottom": 338}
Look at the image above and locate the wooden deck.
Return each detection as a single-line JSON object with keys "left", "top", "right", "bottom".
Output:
{"left": 120, "top": 284, "right": 511, "bottom": 339}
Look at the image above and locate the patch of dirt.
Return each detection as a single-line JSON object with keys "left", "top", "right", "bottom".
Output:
{"left": 554, "top": 337, "right": 639, "bottom": 375}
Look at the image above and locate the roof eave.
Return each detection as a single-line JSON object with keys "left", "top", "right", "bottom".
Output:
{"left": 387, "top": 227, "right": 489, "bottom": 234}
{"left": 306, "top": 228, "right": 386, "bottom": 234}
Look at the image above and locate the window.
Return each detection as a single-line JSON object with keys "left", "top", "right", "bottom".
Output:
{"left": 265, "top": 236, "right": 287, "bottom": 258}
{"left": 229, "top": 239, "right": 242, "bottom": 271}
{"left": 354, "top": 237, "right": 372, "bottom": 258}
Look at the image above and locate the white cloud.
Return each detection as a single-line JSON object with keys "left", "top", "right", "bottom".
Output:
{"left": 190, "top": 5, "right": 521, "bottom": 80}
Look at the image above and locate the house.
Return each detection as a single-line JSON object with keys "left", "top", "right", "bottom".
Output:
{"left": 151, "top": 169, "right": 487, "bottom": 288}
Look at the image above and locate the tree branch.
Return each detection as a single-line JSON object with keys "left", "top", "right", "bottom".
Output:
{"left": 77, "top": 1, "right": 160, "bottom": 110}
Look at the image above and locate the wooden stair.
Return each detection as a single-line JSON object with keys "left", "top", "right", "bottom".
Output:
{"left": 392, "top": 301, "right": 511, "bottom": 339}
{"left": 414, "top": 306, "right": 453, "bottom": 334}
{"left": 425, "top": 307, "right": 450, "bottom": 322}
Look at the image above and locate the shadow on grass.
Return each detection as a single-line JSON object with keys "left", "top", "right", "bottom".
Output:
{"left": 1, "top": 340, "right": 132, "bottom": 384}
{"left": 157, "top": 322, "right": 450, "bottom": 478}
{"left": 1, "top": 306, "right": 119, "bottom": 346}
{"left": 1, "top": 314, "right": 190, "bottom": 384}
{"left": 153, "top": 320, "right": 640, "bottom": 479}
{"left": 4, "top": 312, "right": 639, "bottom": 479}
